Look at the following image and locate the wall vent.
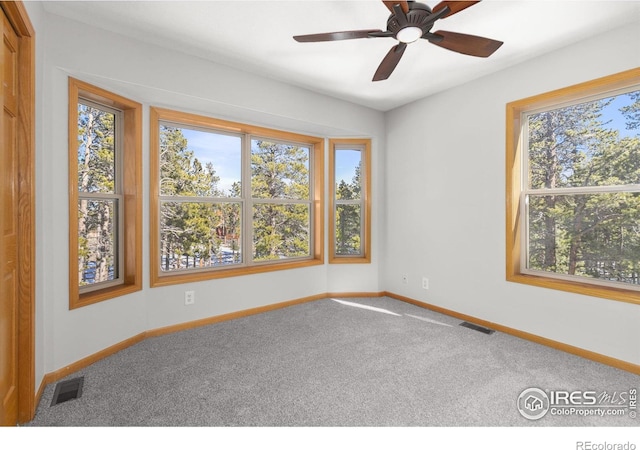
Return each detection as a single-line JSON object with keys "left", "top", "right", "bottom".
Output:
{"left": 459, "top": 322, "right": 495, "bottom": 335}
{"left": 51, "top": 377, "right": 84, "bottom": 406}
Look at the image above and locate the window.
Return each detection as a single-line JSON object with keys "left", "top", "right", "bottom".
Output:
{"left": 68, "top": 78, "right": 142, "bottom": 308}
{"left": 329, "top": 139, "right": 371, "bottom": 263}
{"left": 506, "top": 68, "right": 640, "bottom": 304}
{"left": 150, "top": 107, "right": 324, "bottom": 286}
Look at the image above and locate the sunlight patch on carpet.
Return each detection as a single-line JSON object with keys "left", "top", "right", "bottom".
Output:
{"left": 405, "top": 314, "right": 453, "bottom": 327}
{"left": 330, "top": 299, "right": 402, "bottom": 316}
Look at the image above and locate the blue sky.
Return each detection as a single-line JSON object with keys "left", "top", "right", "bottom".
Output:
{"left": 599, "top": 91, "right": 638, "bottom": 139}
{"left": 179, "top": 127, "right": 363, "bottom": 193}
{"left": 181, "top": 127, "right": 241, "bottom": 195}
{"left": 335, "top": 149, "right": 361, "bottom": 186}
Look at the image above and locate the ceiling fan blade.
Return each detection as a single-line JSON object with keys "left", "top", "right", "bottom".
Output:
{"left": 432, "top": 1, "right": 481, "bottom": 18}
{"left": 429, "top": 30, "right": 503, "bottom": 57}
{"left": 368, "top": 30, "right": 396, "bottom": 38}
{"left": 294, "top": 29, "right": 382, "bottom": 42}
{"left": 392, "top": 4, "right": 409, "bottom": 27}
{"left": 382, "top": 1, "right": 410, "bottom": 14}
{"left": 373, "top": 42, "right": 407, "bottom": 81}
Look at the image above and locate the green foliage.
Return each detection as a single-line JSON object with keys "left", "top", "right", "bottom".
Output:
{"left": 527, "top": 91, "right": 640, "bottom": 285}
{"left": 335, "top": 158, "right": 363, "bottom": 255}
{"left": 250, "top": 140, "right": 309, "bottom": 200}
{"left": 159, "top": 126, "right": 240, "bottom": 270}
{"left": 77, "top": 103, "right": 117, "bottom": 285}
{"left": 251, "top": 140, "right": 310, "bottom": 260}
{"left": 621, "top": 91, "right": 640, "bottom": 130}
{"left": 78, "top": 104, "right": 115, "bottom": 193}
{"left": 158, "top": 132, "right": 314, "bottom": 269}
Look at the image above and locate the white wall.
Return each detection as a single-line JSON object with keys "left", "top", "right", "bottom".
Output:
{"left": 32, "top": 7, "right": 386, "bottom": 388}
{"left": 383, "top": 22, "right": 640, "bottom": 365}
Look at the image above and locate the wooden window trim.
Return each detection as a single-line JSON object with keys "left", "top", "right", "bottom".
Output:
{"left": 68, "top": 78, "right": 142, "bottom": 309}
{"left": 328, "top": 138, "right": 371, "bottom": 264}
{"left": 505, "top": 68, "right": 640, "bottom": 305}
{"left": 149, "top": 107, "right": 324, "bottom": 288}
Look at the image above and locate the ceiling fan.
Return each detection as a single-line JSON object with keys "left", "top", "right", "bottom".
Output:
{"left": 293, "top": 0, "right": 503, "bottom": 81}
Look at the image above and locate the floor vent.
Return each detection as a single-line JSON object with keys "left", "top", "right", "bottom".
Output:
{"left": 51, "top": 377, "right": 84, "bottom": 406}
{"left": 460, "top": 322, "right": 495, "bottom": 335}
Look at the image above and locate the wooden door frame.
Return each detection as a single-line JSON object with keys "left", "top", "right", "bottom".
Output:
{"left": 0, "top": 0, "right": 35, "bottom": 424}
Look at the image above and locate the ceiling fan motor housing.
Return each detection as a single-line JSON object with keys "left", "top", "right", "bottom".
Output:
{"left": 387, "top": 2, "right": 433, "bottom": 37}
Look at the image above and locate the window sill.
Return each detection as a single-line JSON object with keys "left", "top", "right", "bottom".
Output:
{"left": 72, "top": 282, "right": 142, "bottom": 310}
{"left": 506, "top": 272, "right": 640, "bottom": 305}
{"left": 329, "top": 256, "right": 371, "bottom": 264}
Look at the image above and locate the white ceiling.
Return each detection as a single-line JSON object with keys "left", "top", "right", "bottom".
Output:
{"left": 41, "top": 0, "right": 640, "bottom": 111}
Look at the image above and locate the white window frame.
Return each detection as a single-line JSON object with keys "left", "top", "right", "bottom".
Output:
{"left": 77, "top": 98, "right": 125, "bottom": 293}
{"left": 248, "top": 135, "right": 315, "bottom": 266}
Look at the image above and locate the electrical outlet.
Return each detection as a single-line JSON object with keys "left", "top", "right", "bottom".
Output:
{"left": 422, "top": 277, "right": 429, "bottom": 290}
{"left": 184, "top": 290, "right": 195, "bottom": 305}
{"left": 402, "top": 274, "right": 409, "bottom": 285}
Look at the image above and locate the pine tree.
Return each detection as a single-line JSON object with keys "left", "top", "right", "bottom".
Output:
{"left": 77, "top": 104, "right": 116, "bottom": 285}
{"left": 527, "top": 92, "right": 640, "bottom": 284}
{"left": 159, "top": 125, "right": 224, "bottom": 270}
{"left": 334, "top": 158, "right": 363, "bottom": 255}
{"left": 251, "top": 140, "right": 310, "bottom": 260}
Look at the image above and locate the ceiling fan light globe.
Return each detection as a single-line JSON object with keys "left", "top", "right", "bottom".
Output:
{"left": 396, "top": 26, "right": 423, "bottom": 43}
